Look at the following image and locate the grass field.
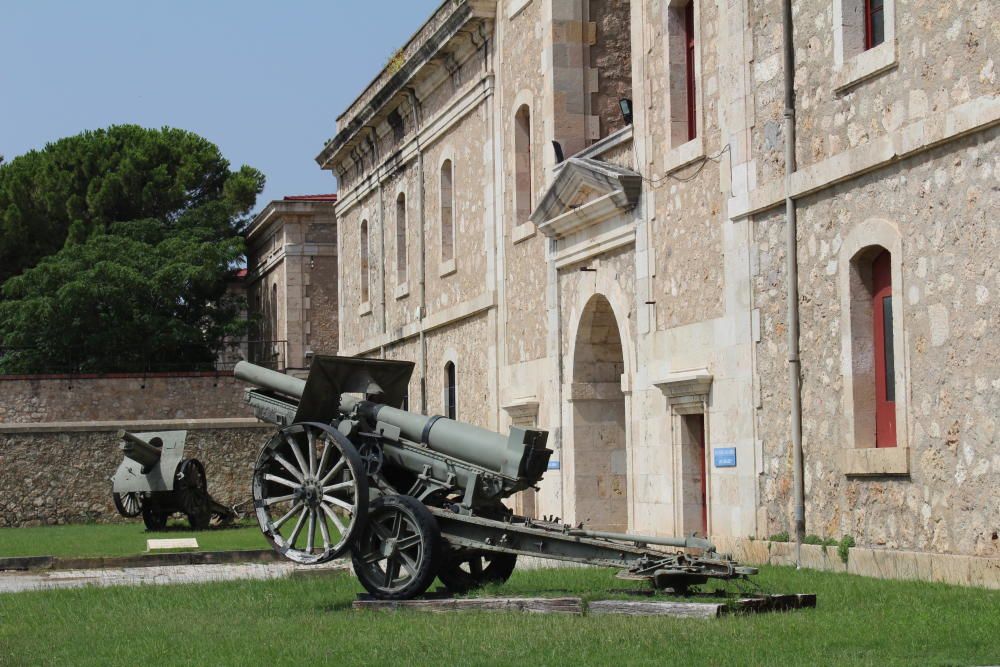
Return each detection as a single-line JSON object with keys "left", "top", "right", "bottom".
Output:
{"left": 0, "top": 520, "right": 267, "bottom": 558}
{"left": 1, "top": 564, "right": 997, "bottom": 666}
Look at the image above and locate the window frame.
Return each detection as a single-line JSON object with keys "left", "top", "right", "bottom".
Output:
{"left": 439, "top": 158, "right": 456, "bottom": 276}
{"left": 832, "top": 0, "right": 897, "bottom": 93}
{"left": 662, "top": 0, "right": 705, "bottom": 174}
{"left": 359, "top": 218, "right": 371, "bottom": 312}
{"left": 395, "top": 190, "right": 408, "bottom": 293}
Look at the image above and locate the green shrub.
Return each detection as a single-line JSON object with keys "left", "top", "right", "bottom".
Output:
{"left": 838, "top": 535, "right": 856, "bottom": 563}
{"left": 769, "top": 531, "right": 790, "bottom": 542}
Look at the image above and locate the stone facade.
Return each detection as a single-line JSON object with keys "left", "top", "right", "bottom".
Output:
{"left": 0, "top": 374, "right": 253, "bottom": 424}
{"left": 0, "top": 420, "right": 272, "bottom": 527}
{"left": 245, "top": 195, "right": 339, "bottom": 371}
{"left": 313, "top": 0, "right": 998, "bottom": 563}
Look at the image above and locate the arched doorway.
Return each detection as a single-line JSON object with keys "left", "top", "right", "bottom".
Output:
{"left": 570, "top": 294, "right": 628, "bottom": 532}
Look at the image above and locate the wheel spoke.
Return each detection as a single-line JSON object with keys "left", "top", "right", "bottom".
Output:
{"left": 288, "top": 506, "right": 309, "bottom": 547}
{"left": 371, "top": 520, "right": 393, "bottom": 541}
{"left": 306, "top": 509, "right": 316, "bottom": 554}
{"left": 273, "top": 454, "right": 304, "bottom": 483}
{"left": 319, "top": 458, "right": 346, "bottom": 485}
{"left": 285, "top": 435, "right": 310, "bottom": 478}
{"left": 306, "top": 428, "right": 317, "bottom": 477}
{"left": 396, "top": 535, "right": 421, "bottom": 550}
{"left": 264, "top": 473, "right": 300, "bottom": 490}
{"left": 318, "top": 510, "right": 332, "bottom": 550}
{"left": 320, "top": 502, "right": 346, "bottom": 534}
{"left": 323, "top": 495, "right": 354, "bottom": 513}
{"left": 391, "top": 513, "right": 403, "bottom": 539}
{"left": 316, "top": 435, "right": 333, "bottom": 479}
{"left": 322, "top": 481, "right": 354, "bottom": 493}
{"left": 384, "top": 559, "right": 400, "bottom": 587}
{"left": 263, "top": 493, "right": 296, "bottom": 507}
{"left": 273, "top": 502, "right": 304, "bottom": 529}
{"left": 398, "top": 553, "right": 419, "bottom": 578}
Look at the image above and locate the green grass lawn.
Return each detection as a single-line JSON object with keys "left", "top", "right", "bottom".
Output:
{"left": 1, "top": 565, "right": 997, "bottom": 666}
{"left": 0, "top": 520, "right": 268, "bottom": 558}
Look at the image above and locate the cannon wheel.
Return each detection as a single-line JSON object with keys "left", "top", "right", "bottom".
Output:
{"left": 177, "top": 459, "right": 211, "bottom": 530}
{"left": 436, "top": 550, "right": 517, "bottom": 593}
{"left": 112, "top": 491, "right": 142, "bottom": 518}
{"left": 142, "top": 505, "right": 168, "bottom": 531}
{"left": 252, "top": 422, "right": 367, "bottom": 564}
{"left": 352, "top": 495, "right": 441, "bottom": 600}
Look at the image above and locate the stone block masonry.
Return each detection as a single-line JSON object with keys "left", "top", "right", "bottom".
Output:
{"left": 0, "top": 419, "right": 273, "bottom": 527}
{"left": 0, "top": 373, "right": 253, "bottom": 424}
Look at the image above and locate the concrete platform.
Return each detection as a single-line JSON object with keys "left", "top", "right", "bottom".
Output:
{"left": 0, "top": 560, "right": 348, "bottom": 594}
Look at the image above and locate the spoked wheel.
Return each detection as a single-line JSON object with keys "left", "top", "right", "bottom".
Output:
{"left": 112, "top": 491, "right": 142, "bottom": 518}
{"left": 351, "top": 495, "right": 441, "bottom": 600}
{"left": 252, "top": 422, "right": 367, "bottom": 564}
{"left": 177, "top": 459, "right": 211, "bottom": 530}
{"left": 437, "top": 550, "right": 517, "bottom": 593}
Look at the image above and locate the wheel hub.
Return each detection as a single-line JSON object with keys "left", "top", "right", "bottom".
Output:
{"left": 296, "top": 479, "right": 323, "bottom": 508}
{"left": 381, "top": 537, "right": 398, "bottom": 558}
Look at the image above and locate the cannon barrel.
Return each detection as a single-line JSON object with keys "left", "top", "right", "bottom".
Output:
{"left": 341, "top": 395, "right": 546, "bottom": 480}
{"left": 234, "top": 360, "right": 306, "bottom": 399}
{"left": 118, "top": 430, "right": 162, "bottom": 469}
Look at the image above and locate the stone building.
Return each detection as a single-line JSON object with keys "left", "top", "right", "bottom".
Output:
{"left": 314, "top": 0, "right": 999, "bottom": 564}
{"left": 245, "top": 194, "right": 339, "bottom": 371}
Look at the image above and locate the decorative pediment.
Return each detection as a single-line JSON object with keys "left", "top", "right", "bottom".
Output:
{"left": 529, "top": 158, "right": 642, "bottom": 239}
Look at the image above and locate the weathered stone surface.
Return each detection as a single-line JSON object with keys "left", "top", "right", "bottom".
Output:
{"left": 0, "top": 422, "right": 271, "bottom": 527}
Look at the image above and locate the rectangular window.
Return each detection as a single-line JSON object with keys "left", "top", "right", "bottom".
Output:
{"left": 684, "top": 1, "right": 697, "bottom": 141}
{"left": 872, "top": 250, "right": 896, "bottom": 447}
{"left": 865, "top": 0, "right": 885, "bottom": 50}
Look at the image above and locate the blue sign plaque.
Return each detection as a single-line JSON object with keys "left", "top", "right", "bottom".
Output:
{"left": 547, "top": 460, "right": 561, "bottom": 470}
{"left": 713, "top": 447, "right": 737, "bottom": 468}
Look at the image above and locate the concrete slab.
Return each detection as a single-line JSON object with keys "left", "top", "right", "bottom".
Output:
{"left": 0, "top": 560, "right": 348, "bottom": 594}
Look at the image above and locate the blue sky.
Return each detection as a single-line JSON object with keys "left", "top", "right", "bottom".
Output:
{"left": 0, "top": 0, "right": 440, "bottom": 212}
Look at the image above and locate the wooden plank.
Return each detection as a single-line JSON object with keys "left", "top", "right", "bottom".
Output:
{"left": 731, "top": 593, "right": 818, "bottom": 613}
{"left": 353, "top": 596, "right": 584, "bottom": 615}
{"left": 587, "top": 600, "right": 724, "bottom": 619}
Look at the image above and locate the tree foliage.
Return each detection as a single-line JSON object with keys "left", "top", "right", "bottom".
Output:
{"left": 0, "top": 126, "right": 264, "bottom": 373}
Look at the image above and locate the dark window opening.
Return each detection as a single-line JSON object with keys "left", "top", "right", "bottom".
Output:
{"left": 444, "top": 361, "right": 456, "bottom": 420}
{"left": 872, "top": 249, "right": 896, "bottom": 447}
{"left": 684, "top": 1, "right": 697, "bottom": 141}
{"left": 865, "top": 0, "right": 885, "bottom": 50}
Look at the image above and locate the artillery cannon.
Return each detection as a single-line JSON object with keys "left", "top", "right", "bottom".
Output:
{"left": 237, "top": 356, "right": 758, "bottom": 600}
{"left": 111, "top": 430, "right": 236, "bottom": 530}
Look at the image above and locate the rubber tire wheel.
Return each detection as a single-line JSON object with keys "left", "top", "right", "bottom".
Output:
{"left": 351, "top": 495, "right": 441, "bottom": 600}
{"left": 178, "top": 459, "right": 211, "bottom": 530}
{"left": 142, "top": 506, "right": 168, "bottom": 531}
{"left": 437, "top": 551, "right": 518, "bottom": 593}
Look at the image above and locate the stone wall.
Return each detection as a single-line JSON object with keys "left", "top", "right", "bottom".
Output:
{"left": 0, "top": 419, "right": 272, "bottom": 527}
{"left": 0, "top": 374, "right": 253, "bottom": 424}
{"left": 752, "top": 129, "right": 1000, "bottom": 558}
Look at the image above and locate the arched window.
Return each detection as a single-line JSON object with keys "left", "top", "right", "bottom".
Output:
{"left": 514, "top": 105, "right": 532, "bottom": 221}
{"left": 360, "top": 219, "right": 370, "bottom": 303}
{"left": 440, "top": 160, "right": 454, "bottom": 263}
{"left": 396, "top": 192, "right": 407, "bottom": 285}
{"left": 871, "top": 249, "right": 895, "bottom": 447}
{"left": 444, "top": 361, "right": 457, "bottom": 419}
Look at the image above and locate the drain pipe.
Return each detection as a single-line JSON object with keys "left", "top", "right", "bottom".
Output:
{"left": 781, "top": 0, "right": 805, "bottom": 568}
{"left": 405, "top": 88, "right": 428, "bottom": 415}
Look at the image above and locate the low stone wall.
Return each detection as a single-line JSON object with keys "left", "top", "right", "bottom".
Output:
{"left": 714, "top": 537, "right": 1000, "bottom": 590}
{"left": 0, "top": 419, "right": 273, "bottom": 528}
{"left": 0, "top": 373, "right": 253, "bottom": 424}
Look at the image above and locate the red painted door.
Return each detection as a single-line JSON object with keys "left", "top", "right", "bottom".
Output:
{"left": 872, "top": 250, "right": 896, "bottom": 447}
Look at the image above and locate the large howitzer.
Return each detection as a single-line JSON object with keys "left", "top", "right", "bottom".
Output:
{"left": 237, "top": 356, "right": 757, "bottom": 599}
{"left": 111, "top": 430, "right": 235, "bottom": 530}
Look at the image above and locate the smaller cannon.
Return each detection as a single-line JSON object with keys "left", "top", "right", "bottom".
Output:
{"left": 110, "top": 430, "right": 235, "bottom": 530}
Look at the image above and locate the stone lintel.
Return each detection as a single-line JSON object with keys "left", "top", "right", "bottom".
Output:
{"left": 653, "top": 369, "right": 713, "bottom": 406}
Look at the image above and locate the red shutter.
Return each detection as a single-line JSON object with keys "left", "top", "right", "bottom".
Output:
{"left": 872, "top": 250, "right": 896, "bottom": 447}
{"left": 685, "top": 2, "right": 697, "bottom": 141}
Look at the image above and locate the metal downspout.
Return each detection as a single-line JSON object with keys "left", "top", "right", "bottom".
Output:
{"left": 782, "top": 0, "right": 805, "bottom": 568}
{"left": 406, "top": 88, "right": 428, "bottom": 415}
